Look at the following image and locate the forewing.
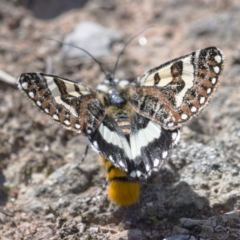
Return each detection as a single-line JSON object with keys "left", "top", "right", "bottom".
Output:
{"left": 17, "top": 73, "right": 106, "bottom": 134}
{"left": 129, "top": 113, "right": 180, "bottom": 179}
{"left": 130, "top": 47, "right": 225, "bottom": 130}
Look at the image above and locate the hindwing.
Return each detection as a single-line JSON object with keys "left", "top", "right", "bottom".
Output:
{"left": 129, "top": 113, "right": 180, "bottom": 178}
{"left": 88, "top": 111, "right": 180, "bottom": 180}
{"left": 88, "top": 114, "right": 131, "bottom": 173}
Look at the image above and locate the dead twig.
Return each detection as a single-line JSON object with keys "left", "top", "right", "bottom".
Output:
{"left": 0, "top": 70, "right": 16, "bottom": 85}
{"left": 99, "top": 226, "right": 118, "bottom": 233}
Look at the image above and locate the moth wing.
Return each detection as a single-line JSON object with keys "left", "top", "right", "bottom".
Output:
{"left": 88, "top": 115, "right": 132, "bottom": 173}
{"left": 17, "top": 73, "right": 106, "bottom": 135}
{"left": 130, "top": 47, "right": 225, "bottom": 130}
{"left": 129, "top": 113, "right": 180, "bottom": 179}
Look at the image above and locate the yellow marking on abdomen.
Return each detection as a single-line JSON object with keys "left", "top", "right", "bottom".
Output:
{"left": 99, "top": 156, "right": 140, "bottom": 206}
{"left": 117, "top": 120, "right": 131, "bottom": 135}
{"left": 117, "top": 121, "right": 129, "bottom": 126}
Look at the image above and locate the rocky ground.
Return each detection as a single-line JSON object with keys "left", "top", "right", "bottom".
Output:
{"left": 0, "top": 0, "right": 240, "bottom": 239}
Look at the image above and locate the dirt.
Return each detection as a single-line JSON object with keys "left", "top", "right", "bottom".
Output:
{"left": 0, "top": 0, "right": 240, "bottom": 239}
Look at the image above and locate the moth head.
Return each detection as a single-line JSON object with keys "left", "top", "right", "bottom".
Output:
{"left": 108, "top": 87, "right": 127, "bottom": 106}
{"left": 106, "top": 73, "right": 114, "bottom": 84}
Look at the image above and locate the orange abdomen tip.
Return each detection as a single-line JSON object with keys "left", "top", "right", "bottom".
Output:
{"left": 108, "top": 177, "right": 140, "bottom": 206}
{"left": 98, "top": 156, "right": 140, "bottom": 206}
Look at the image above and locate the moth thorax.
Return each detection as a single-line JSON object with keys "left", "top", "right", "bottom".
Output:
{"left": 108, "top": 87, "right": 126, "bottom": 106}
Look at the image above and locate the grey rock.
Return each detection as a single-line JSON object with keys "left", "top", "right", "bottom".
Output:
{"left": 173, "top": 226, "right": 189, "bottom": 234}
{"left": 181, "top": 218, "right": 205, "bottom": 228}
{"left": 17, "top": 161, "right": 99, "bottom": 213}
{"left": 61, "top": 22, "right": 122, "bottom": 60}
{"left": 172, "top": 211, "right": 240, "bottom": 240}
{"left": 44, "top": 163, "right": 91, "bottom": 194}
{"left": 164, "top": 235, "right": 196, "bottom": 240}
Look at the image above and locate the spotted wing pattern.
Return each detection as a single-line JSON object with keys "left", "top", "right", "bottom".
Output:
{"left": 87, "top": 112, "right": 180, "bottom": 180}
{"left": 17, "top": 73, "right": 106, "bottom": 135}
{"left": 129, "top": 113, "right": 180, "bottom": 178}
{"left": 88, "top": 114, "right": 132, "bottom": 173}
{"left": 17, "top": 46, "right": 225, "bottom": 180}
{"left": 130, "top": 47, "right": 225, "bottom": 130}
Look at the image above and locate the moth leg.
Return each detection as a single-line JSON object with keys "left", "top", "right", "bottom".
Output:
{"left": 78, "top": 144, "right": 89, "bottom": 165}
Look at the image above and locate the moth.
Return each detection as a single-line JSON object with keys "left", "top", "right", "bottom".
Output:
{"left": 17, "top": 46, "right": 225, "bottom": 181}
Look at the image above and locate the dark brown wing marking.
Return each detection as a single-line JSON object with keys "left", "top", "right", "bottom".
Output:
{"left": 130, "top": 47, "right": 225, "bottom": 130}
{"left": 17, "top": 73, "right": 106, "bottom": 135}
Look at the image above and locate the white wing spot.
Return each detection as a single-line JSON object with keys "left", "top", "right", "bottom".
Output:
{"left": 145, "top": 164, "right": 150, "bottom": 172}
{"left": 130, "top": 171, "right": 136, "bottom": 178}
{"left": 211, "top": 78, "right": 217, "bottom": 84}
{"left": 44, "top": 108, "right": 49, "bottom": 113}
{"left": 162, "top": 151, "right": 168, "bottom": 158}
{"left": 181, "top": 114, "right": 188, "bottom": 120}
{"left": 36, "top": 101, "right": 41, "bottom": 106}
{"left": 109, "top": 155, "right": 113, "bottom": 161}
{"left": 75, "top": 124, "right": 81, "bottom": 129}
{"left": 168, "top": 122, "right": 174, "bottom": 127}
{"left": 207, "top": 88, "right": 212, "bottom": 94}
{"left": 154, "top": 158, "right": 160, "bottom": 167}
{"left": 213, "top": 66, "right": 220, "bottom": 73}
{"left": 191, "top": 106, "right": 197, "bottom": 113}
{"left": 53, "top": 114, "right": 59, "bottom": 120}
{"left": 93, "top": 141, "right": 98, "bottom": 149}
{"left": 64, "top": 120, "right": 70, "bottom": 125}
{"left": 119, "top": 160, "right": 125, "bottom": 168}
{"left": 173, "top": 130, "right": 181, "bottom": 145}
{"left": 136, "top": 170, "right": 142, "bottom": 177}
{"left": 172, "top": 132, "right": 178, "bottom": 141}
{"left": 28, "top": 92, "right": 34, "bottom": 98}
{"left": 21, "top": 82, "right": 28, "bottom": 90}
{"left": 200, "top": 97, "right": 205, "bottom": 104}
{"left": 87, "top": 129, "right": 92, "bottom": 134}
{"left": 214, "top": 55, "right": 221, "bottom": 63}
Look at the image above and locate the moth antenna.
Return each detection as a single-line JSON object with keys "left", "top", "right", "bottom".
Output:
{"left": 45, "top": 38, "right": 108, "bottom": 78}
{"left": 112, "top": 25, "right": 154, "bottom": 79}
